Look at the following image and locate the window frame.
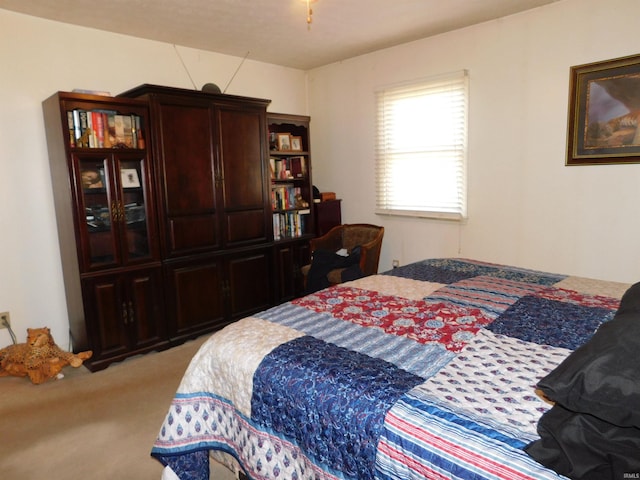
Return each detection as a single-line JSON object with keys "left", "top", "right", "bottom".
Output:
{"left": 375, "top": 70, "right": 469, "bottom": 221}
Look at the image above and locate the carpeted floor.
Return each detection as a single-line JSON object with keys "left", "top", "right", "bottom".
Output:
{"left": 0, "top": 335, "right": 236, "bottom": 480}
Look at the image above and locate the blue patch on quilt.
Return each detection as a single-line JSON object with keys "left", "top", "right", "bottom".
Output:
{"left": 153, "top": 450, "right": 210, "bottom": 480}
{"left": 486, "top": 296, "right": 614, "bottom": 349}
{"left": 384, "top": 260, "right": 479, "bottom": 284}
{"left": 251, "top": 335, "right": 424, "bottom": 480}
{"left": 384, "top": 258, "right": 565, "bottom": 286}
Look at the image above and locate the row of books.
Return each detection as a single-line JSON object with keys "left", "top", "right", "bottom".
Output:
{"left": 67, "top": 109, "right": 145, "bottom": 149}
{"left": 273, "top": 211, "right": 309, "bottom": 240}
{"left": 270, "top": 156, "right": 307, "bottom": 180}
{"left": 272, "top": 185, "right": 306, "bottom": 211}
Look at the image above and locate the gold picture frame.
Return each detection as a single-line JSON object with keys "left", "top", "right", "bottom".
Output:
{"left": 276, "top": 133, "right": 292, "bottom": 151}
{"left": 290, "top": 136, "right": 302, "bottom": 151}
{"left": 567, "top": 53, "right": 640, "bottom": 165}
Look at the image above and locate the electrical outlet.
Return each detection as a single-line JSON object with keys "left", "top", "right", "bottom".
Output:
{"left": 392, "top": 259, "right": 400, "bottom": 268}
{"left": 0, "top": 312, "right": 10, "bottom": 329}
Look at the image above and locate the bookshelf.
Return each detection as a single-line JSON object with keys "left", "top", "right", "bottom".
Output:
{"left": 268, "top": 113, "right": 314, "bottom": 301}
{"left": 268, "top": 113, "right": 314, "bottom": 241}
{"left": 42, "top": 92, "right": 165, "bottom": 371}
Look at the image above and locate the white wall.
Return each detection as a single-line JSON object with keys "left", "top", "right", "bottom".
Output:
{"left": 0, "top": 10, "right": 308, "bottom": 347}
{"left": 308, "top": 0, "right": 640, "bottom": 284}
{"left": 3, "top": 0, "right": 640, "bottom": 351}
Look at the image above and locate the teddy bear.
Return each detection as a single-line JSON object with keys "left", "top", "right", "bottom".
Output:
{"left": 0, "top": 327, "right": 92, "bottom": 384}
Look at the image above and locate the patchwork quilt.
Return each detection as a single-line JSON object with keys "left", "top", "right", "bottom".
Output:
{"left": 151, "top": 258, "right": 630, "bottom": 480}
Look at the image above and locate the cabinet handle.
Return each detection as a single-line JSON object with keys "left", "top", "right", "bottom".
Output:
{"left": 215, "top": 146, "right": 224, "bottom": 188}
{"left": 111, "top": 202, "right": 120, "bottom": 222}
{"left": 128, "top": 301, "right": 135, "bottom": 324}
{"left": 122, "top": 302, "right": 128, "bottom": 325}
{"left": 111, "top": 201, "right": 125, "bottom": 222}
{"left": 214, "top": 168, "right": 224, "bottom": 188}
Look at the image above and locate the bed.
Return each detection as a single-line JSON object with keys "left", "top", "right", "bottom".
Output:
{"left": 151, "top": 258, "right": 637, "bottom": 480}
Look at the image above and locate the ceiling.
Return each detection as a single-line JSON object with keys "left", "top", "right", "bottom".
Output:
{"left": 0, "top": 0, "right": 560, "bottom": 70}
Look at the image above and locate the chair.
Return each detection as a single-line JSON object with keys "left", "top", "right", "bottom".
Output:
{"left": 302, "top": 223, "right": 384, "bottom": 291}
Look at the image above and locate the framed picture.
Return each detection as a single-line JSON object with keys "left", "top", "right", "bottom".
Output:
{"left": 290, "top": 136, "right": 303, "bottom": 151}
{"left": 276, "top": 133, "right": 292, "bottom": 151}
{"left": 121, "top": 168, "right": 141, "bottom": 188}
{"left": 567, "top": 53, "right": 640, "bottom": 165}
{"left": 81, "top": 167, "right": 105, "bottom": 189}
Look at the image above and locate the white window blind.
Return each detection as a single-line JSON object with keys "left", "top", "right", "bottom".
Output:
{"left": 375, "top": 70, "right": 468, "bottom": 220}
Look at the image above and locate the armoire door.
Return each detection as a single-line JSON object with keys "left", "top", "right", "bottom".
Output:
{"left": 217, "top": 105, "right": 270, "bottom": 247}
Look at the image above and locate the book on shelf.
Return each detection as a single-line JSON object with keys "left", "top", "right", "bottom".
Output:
{"left": 269, "top": 158, "right": 276, "bottom": 180}
{"left": 67, "top": 111, "right": 76, "bottom": 147}
{"left": 290, "top": 156, "right": 306, "bottom": 178}
{"left": 114, "top": 115, "right": 126, "bottom": 146}
{"left": 107, "top": 114, "right": 116, "bottom": 147}
{"left": 94, "top": 112, "right": 105, "bottom": 148}
{"left": 133, "top": 115, "right": 144, "bottom": 149}
{"left": 78, "top": 110, "right": 89, "bottom": 147}
{"left": 273, "top": 214, "right": 281, "bottom": 241}
{"left": 87, "top": 112, "right": 98, "bottom": 147}
{"left": 122, "top": 115, "right": 135, "bottom": 148}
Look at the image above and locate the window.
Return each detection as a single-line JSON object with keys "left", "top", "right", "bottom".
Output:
{"left": 375, "top": 70, "right": 468, "bottom": 220}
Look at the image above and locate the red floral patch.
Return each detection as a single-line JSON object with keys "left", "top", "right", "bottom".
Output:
{"left": 293, "top": 287, "right": 493, "bottom": 351}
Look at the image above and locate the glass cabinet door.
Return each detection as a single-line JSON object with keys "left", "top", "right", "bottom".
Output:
{"left": 76, "top": 153, "right": 155, "bottom": 271}
{"left": 117, "top": 157, "right": 153, "bottom": 262}
{"left": 79, "top": 155, "right": 119, "bottom": 268}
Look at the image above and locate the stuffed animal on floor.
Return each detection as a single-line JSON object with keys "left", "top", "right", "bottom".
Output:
{"left": 0, "top": 327, "right": 92, "bottom": 384}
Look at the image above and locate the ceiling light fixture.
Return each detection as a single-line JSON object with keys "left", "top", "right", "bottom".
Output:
{"left": 303, "top": 0, "right": 317, "bottom": 29}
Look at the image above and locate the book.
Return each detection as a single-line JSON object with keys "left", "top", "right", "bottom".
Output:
{"left": 101, "top": 113, "right": 112, "bottom": 148}
{"left": 134, "top": 115, "right": 145, "bottom": 149}
{"left": 78, "top": 110, "right": 89, "bottom": 147}
{"left": 72, "top": 88, "right": 111, "bottom": 96}
{"left": 273, "top": 214, "right": 281, "bottom": 241}
{"left": 130, "top": 115, "right": 138, "bottom": 148}
{"left": 107, "top": 114, "right": 116, "bottom": 147}
{"left": 114, "top": 115, "right": 125, "bottom": 146}
{"left": 269, "top": 158, "right": 276, "bottom": 180}
{"left": 87, "top": 111, "right": 99, "bottom": 147}
{"left": 94, "top": 112, "right": 105, "bottom": 148}
{"left": 71, "top": 110, "right": 82, "bottom": 145}
{"left": 67, "top": 111, "right": 76, "bottom": 147}
{"left": 122, "top": 115, "right": 133, "bottom": 147}
{"left": 290, "top": 156, "right": 305, "bottom": 178}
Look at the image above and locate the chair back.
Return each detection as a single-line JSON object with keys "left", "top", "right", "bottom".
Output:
{"left": 340, "top": 224, "right": 384, "bottom": 276}
{"left": 304, "top": 223, "right": 385, "bottom": 288}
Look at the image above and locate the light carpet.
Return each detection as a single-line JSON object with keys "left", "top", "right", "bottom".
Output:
{"left": 0, "top": 335, "right": 236, "bottom": 480}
